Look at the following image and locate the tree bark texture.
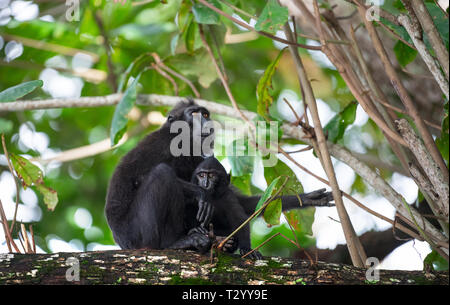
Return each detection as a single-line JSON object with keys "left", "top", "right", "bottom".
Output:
{"left": 0, "top": 249, "right": 447, "bottom": 285}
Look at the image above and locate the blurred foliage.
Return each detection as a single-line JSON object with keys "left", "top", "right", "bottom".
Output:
{"left": 0, "top": 0, "right": 447, "bottom": 262}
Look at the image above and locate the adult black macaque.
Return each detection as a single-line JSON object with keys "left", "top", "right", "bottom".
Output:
{"left": 105, "top": 99, "right": 216, "bottom": 252}
{"left": 190, "top": 157, "right": 335, "bottom": 259}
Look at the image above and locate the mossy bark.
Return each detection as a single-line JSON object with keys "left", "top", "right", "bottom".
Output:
{"left": 0, "top": 249, "right": 447, "bottom": 285}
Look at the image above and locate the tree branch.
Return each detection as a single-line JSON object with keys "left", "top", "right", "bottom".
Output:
{"left": 398, "top": 14, "right": 449, "bottom": 100}
{"left": 355, "top": 1, "right": 449, "bottom": 185}
{"left": 396, "top": 119, "right": 449, "bottom": 219}
{"left": 410, "top": 0, "right": 449, "bottom": 80}
{"left": 196, "top": 0, "right": 322, "bottom": 51}
{"left": 0, "top": 249, "right": 447, "bottom": 285}
{"left": 283, "top": 14, "right": 366, "bottom": 267}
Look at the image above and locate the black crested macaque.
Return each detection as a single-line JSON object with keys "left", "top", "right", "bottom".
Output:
{"left": 105, "top": 99, "right": 216, "bottom": 252}
{"left": 191, "top": 157, "right": 335, "bottom": 259}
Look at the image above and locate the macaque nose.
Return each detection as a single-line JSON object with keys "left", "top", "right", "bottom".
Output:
{"left": 203, "top": 179, "right": 211, "bottom": 189}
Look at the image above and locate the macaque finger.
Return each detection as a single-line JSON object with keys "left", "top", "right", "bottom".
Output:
{"left": 197, "top": 200, "right": 207, "bottom": 223}
{"left": 201, "top": 204, "right": 214, "bottom": 228}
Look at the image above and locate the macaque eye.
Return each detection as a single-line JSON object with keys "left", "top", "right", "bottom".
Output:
{"left": 202, "top": 112, "right": 209, "bottom": 118}
{"left": 208, "top": 173, "right": 214, "bottom": 178}
{"left": 198, "top": 173, "right": 205, "bottom": 178}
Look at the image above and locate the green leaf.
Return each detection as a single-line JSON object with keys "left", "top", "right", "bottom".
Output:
{"left": 254, "top": 0, "right": 289, "bottom": 34}
{"left": 227, "top": 139, "right": 254, "bottom": 176}
{"left": 341, "top": 100, "right": 358, "bottom": 123}
{"left": 393, "top": 40, "right": 418, "bottom": 67}
{"left": 110, "top": 74, "right": 141, "bottom": 146}
{"left": 184, "top": 16, "right": 197, "bottom": 54}
{"left": 10, "top": 153, "right": 43, "bottom": 187}
{"left": 0, "top": 80, "right": 43, "bottom": 102}
{"left": 425, "top": 2, "right": 449, "bottom": 50}
{"left": 35, "top": 184, "right": 59, "bottom": 211}
{"left": 166, "top": 50, "right": 218, "bottom": 88}
{"left": 230, "top": 174, "right": 252, "bottom": 196}
{"left": 263, "top": 198, "right": 282, "bottom": 226}
{"left": 192, "top": 0, "right": 221, "bottom": 25}
{"left": 257, "top": 48, "right": 286, "bottom": 120}
{"left": 284, "top": 207, "right": 315, "bottom": 236}
{"left": 351, "top": 174, "right": 367, "bottom": 195}
{"left": 264, "top": 159, "right": 303, "bottom": 196}
{"left": 254, "top": 176, "right": 281, "bottom": 213}
{"left": 0, "top": 118, "right": 13, "bottom": 134}
{"left": 424, "top": 250, "right": 449, "bottom": 271}
{"left": 323, "top": 101, "right": 357, "bottom": 143}
{"left": 10, "top": 153, "right": 58, "bottom": 211}
{"left": 117, "top": 53, "right": 152, "bottom": 93}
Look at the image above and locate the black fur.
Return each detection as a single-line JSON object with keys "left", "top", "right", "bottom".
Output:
{"left": 105, "top": 100, "right": 214, "bottom": 251}
{"left": 191, "top": 157, "right": 335, "bottom": 259}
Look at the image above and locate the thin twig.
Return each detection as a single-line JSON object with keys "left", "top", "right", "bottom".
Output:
{"left": 284, "top": 4, "right": 367, "bottom": 267}
{"left": 432, "top": 0, "right": 449, "bottom": 17}
{"left": 398, "top": 14, "right": 449, "bottom": 100}
{"left": 283, "top": 212, "right": 314, "bottom": 264}
{"left": 208, "top": 25, "right": 228, "bottom": 82}
{"left": 296, "top": 33, "right": 351, "bottom": 45}
{"left": 397, "top": 119, "right": 449, "bottom": 218}
{"left": 277, "top": 147, "right": 423, "bottom": 242}
{"left": 218, "top": 0, "right": 255, "bottom": 19}
{"left": 284, "top": 146, "right": 313, "bottom": 154}
{"left": 93, "top": 12, "right": 118, "bottom": 92}
{"left": 151, "top": 63, "right": 179, "bottom": 96}
{"left": 410, "top": 0, "right": 449, "bottom": 80}
{"left": 349, "top": 25, "right": 412, "bottom": 176}
{"left": 17, "top": 228, "right": 27, "bottom": 253}
{"left": 355, "top": 1, "right": 449, "bottom": 184}
{"left": 0, "top": 199, "right": 20, "bottom": 253}
{"left": 375, "top": 20, "right": 418, "bottom": 51}
{"left": 219, "top": 177, "right": 290, "bottom": 250}
{"left": 198, "top": 25, "right": 255, "bottom": 129}
{"left": 1, "top": 134, "right": 20, "bottom": 234}
{"left": 282, "top": 98, "right": 302, "bottom": 123}
{"left": 241, "top": 233, "right": 281, "bottom": 258}
{"left": 401, "top": 67, "right": 435, "bottom": 80}
{"left": 29, "top": 224, "right": 36, "bottom": 253}
{"left": 20, "top": 223, "right": 31, "bottom": 253}
{"left": 373, "top": 98, "right": 441, "bottom": 130}
{"left": 151, "top": 53, "right": 201, "bottom": 98}
{"left": 0, "top": 199, "right": 12, "bottom": 253}
{"left": 0, "top": 34, "right": 100, "bottom": 62}
{"left": 196, "top": 0, "right": 322, "bottom": 51}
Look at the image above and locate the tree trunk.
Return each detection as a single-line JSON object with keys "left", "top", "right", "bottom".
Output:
{"left": 0, "top": 249, "right": 447, "bottom": 285}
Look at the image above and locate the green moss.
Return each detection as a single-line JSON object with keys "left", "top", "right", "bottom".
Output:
{"left": 37, "top": 260, "right": 59, "bottom": 275}
{"left": 212, "top": 253, "right": 238, "bottom": 274}
{"left": 168, "top": 275, "right": 215, "bottom": 285}
{"left": 266, "top": 259, "right": 284, "bottom": 269}
{"left": 364, "top": 279, "right": 380, "bottom": 285}
{"left": 295, "top": 278, "right": 306, "bottom": 285}
{"left": 410, "top": 276, "right": 435, "bottom": 285}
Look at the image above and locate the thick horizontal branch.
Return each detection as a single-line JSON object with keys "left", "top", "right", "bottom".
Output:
{"left": 0, "top": 94, "right": 123, "bottom": 111}
{"left": 0, "top": 249, "right": 448, "bottom": 285}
